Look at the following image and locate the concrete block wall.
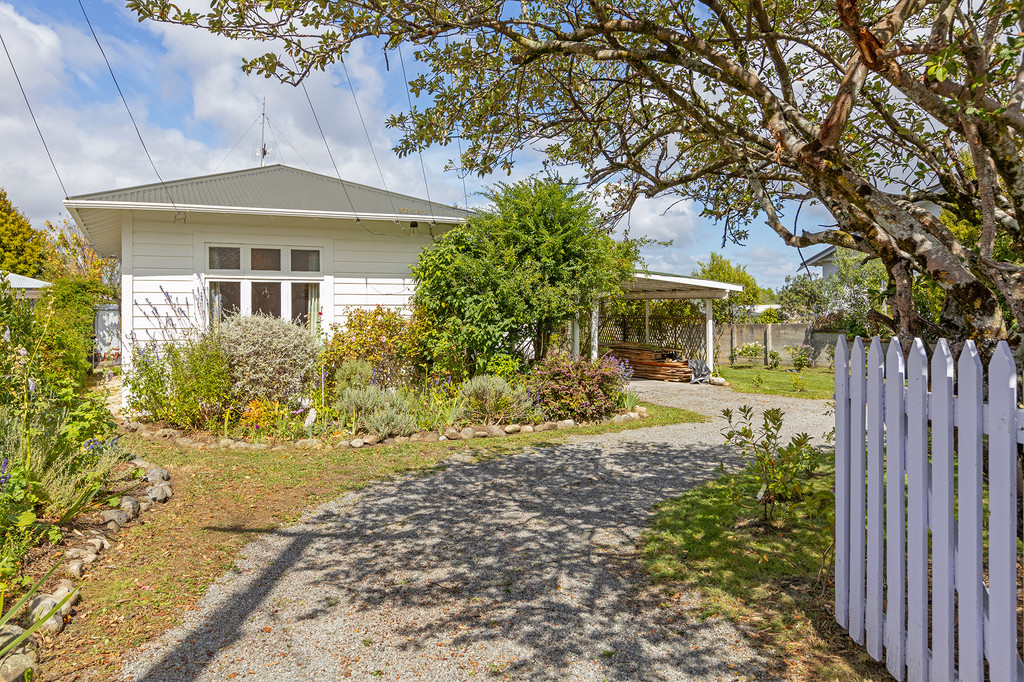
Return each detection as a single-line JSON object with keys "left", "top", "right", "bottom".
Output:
{"left": 713, "top": 323, "right": 843, "bottom": 367}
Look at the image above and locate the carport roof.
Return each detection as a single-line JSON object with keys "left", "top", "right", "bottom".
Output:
{"left": 623, "top": 271, "right": 744, "bottom": 300}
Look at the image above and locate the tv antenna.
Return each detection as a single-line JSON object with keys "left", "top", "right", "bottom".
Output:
{"left": 258, "top": 97, "right": 269, "bottom": 166}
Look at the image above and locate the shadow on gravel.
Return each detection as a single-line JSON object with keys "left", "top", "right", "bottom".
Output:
{"left": 131, "top": 441, "right": 767, "bottom": 681}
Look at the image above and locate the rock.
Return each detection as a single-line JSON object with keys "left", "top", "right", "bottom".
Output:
{"left": 64, "top": 560, "right": 84, "bottom": 580}
{"left": 521, "top": 425, "right": 534, "bottom": 434}
{"left": 636, "top": 406, "right": 649, "bottom": 417}
{"left": 365, "top": 435, "right": 380, "bottom": 446}
{"left": 504, "top": 424, "right": 521, "bottom": 434}
{"left": 296, "top": 438, "right": 322, "bottom": 449}
{"left": 139, "top": 500, "right": 154, "bottom": 512}
{"left": 174, "top": 437, "right": 194, "bottom": 447}
{"left": 556, "top": 419, "right": 576, "bottom": 430}
{"left": 423, "top": 432, "right": 439, "bottom": 443}
{"left": 409, "top": 432, "right": 424, "bottom": 442}
{"left": 709, "top": 375, "right": 727, "bottom": 386}
{"left": 438, "top": 435, "right": 447, "bottom": 441}
{"left": 89, "top": 531, "right": 111, "bottom": 549}
{"left": 156, "top": 483, "right": 173, "bottom": 499}
{"left": 153, "top": 428, "right": 182, "bottom": 440}
{"left": 350, "top": 439, "right": 364, "bottom": 449}
{"left": 270, "top": 445, "right": 288, "bottom": 452}
{"left": 218, "top": 438, "right": 235, "bottom": 448}
{"left": 474, "top": 430, "right": 488, "bottom": 438}
{"left": 539, "top": 421, "right": 559, "bottom": 432}
{"left": 64, "top": 548, "right": 97, "bottom": 563}
{"left": 0, "top": 653, "right": 35, "bottom": 682}
{"left": 383, "top": 438, "right": 397, "bottom": 445}
{"left": 229, "top": 441, "right": 254, "bottom": 451}
{"left": 106, "top": 521, "right": 121, "bottom": 534}
{"left": 485, "top": 425, "right": 506, "bottom": 438}
{"left": 0, "top": 624, "right": 36, "bottom": 660}
{"left": 145, "top": 466, "right": 170, "bottom": 482}
{"left": 137, "top": 429, "right": 155, "bottom": 440}
{"left": 626, "top": 411, "right": 640, "bottom": 421}
{"left": 612, "top": 414, "right": 628, "bottom": 424}
{"left": 51, "top": 582, "right": 80, "bottom": 618}
{"left": 146, "top": 485, "right": 169, "bottom": 503}
{"left": 396, "top": 436, "right": 410, "bottom": 444}
{"left": 251, "top": 443, "right": 269, "bottom": 450}
{"left": 459, "top": 427, "right": 476, "bottom": 440}
{"left": 335, "top": 441, "right": 350, "bottom": 449}
{"left": 125, "top": 421, "right": 142, "bottom": 433}
{"left": 444, "top": 427, "right": 462, "bottom": 440}
{"left": 26, "top": 596, "right": 63, "bottom": 635}
{"left": 130, "top": 457, "right": 150, "bottom": 469}
{"left": 86, "top": 538, "right": 104, "bottom": 554}
{"left": 120, "top": 496, "right": 141, "bottom": 519}
{"left": 100, "top": 509, "right": 131, "bottom": 526}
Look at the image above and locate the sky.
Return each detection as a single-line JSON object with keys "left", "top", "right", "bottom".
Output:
{"left": 0, "top": 1, "right": 823, "bottom": 290}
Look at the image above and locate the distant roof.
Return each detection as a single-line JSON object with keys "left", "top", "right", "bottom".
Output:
{"left": 2, "top": 272, "right": 51, "bottom": 289}
{"left": 624, "top": 272, "right": 744, "bottom": 300}
{"left": 802, "top": 245, "right": 837, "bottom": 269}
{"left": 64, "top": 165, "right": 473, "bottom": 257}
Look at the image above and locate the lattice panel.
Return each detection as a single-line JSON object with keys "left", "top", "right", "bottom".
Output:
{"left": 606, "top": 316, "right": 706, "bottom": 360}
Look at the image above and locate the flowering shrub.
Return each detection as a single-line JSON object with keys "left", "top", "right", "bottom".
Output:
{"left": 323, "top": 306, "right": 416, "bottom": 388}
{"left": 527, "top": 354, "right": 632, "bottom": 422}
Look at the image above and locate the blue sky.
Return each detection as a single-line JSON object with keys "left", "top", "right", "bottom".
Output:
{"left": 0, "top": 1, "right": 822, "bottom": 289}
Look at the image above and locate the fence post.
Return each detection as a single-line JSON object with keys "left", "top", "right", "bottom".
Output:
{"left": 930, "top": 339, "right": 955, "bottom": 681}
{"left": 865, "top": 338, "right": 884, "bottom": 659}
{"left": 906, "top": 339, "right": 929, "bottom": 681}
{"left": 849, "top": 337, "right": 867, "bottom": 644}
{"left": 884, "top": 338, "right": 906, "bottom": 681}
{"left": 834, "top": 336, "right": 850, "bottom": 630}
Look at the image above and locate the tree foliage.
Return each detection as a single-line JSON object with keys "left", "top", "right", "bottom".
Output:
{"left": 778, "top": 249, "right": 889, "bottom": 335}
{"left": 129, "top": 0, "right": 1024, "bottom": 355}
{"left": 411, "top": 177, "right": 639, "bottom": 373}
{"left": 0, "top": 189, "right": 47, "bottom": 279}
{"left": 691, "top": 253, "right": 762, "bottom": 324}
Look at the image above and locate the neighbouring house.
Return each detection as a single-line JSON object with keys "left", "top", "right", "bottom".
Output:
{"left": 800, "top": 245, "right": 837, "bottom": 278}
{"left": 2, "top": 272, "right": 52, "bottom": 300}
{"left": 64, "top": 164, "right": 471, "bottom": 367}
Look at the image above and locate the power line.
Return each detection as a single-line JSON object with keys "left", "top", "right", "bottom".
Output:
{"left": 298, "top": 77, "right": 359, "bottom": 220}
{"left": 397, "top": 43, "right": 435, "bottom": 224}
{"left": 340, "top": 59, "right": 400, "bottom": 218}
{"left": 213, "top": 116, "right": 259, "bottom": 172}
{"left": 0, "top": 29, "right": 67, "bottom": 197}
{"left": 442, "top": 34, "right": 470, "bottom": 210}
{"left": 78, "top": 0, "right": 180, "bottom": 216}
{"left": 266, "top": 117, "right": 315, "bottom": 172}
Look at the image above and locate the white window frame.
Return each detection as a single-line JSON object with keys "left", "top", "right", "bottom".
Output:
{"left": 198, "top": 236, "right": 331, "bottom": 325}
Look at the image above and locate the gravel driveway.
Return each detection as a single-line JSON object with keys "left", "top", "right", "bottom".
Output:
{"left": 118, "top": 382, "right": 831, "bottom": 681}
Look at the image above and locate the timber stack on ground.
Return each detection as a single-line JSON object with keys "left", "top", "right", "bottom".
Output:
{"left": 608, "top": 344, "right": 692, "bottom": 382}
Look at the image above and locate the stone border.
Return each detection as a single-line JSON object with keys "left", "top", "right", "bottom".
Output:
{"left": 0, "top": 459, "right": 175, "bottom": 681}
{"left": 123, "top": 406, "right": 651, "bottom": 452}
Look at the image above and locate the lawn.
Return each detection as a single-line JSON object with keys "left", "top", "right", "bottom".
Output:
{"left": 640, "top": 449, "right": 889, "bottom": 681}
{"left": 719, "top": 365, "right": 835, "bottom": 400}
{"left": 39, "top": 402, "right": 705, "bottom": 680}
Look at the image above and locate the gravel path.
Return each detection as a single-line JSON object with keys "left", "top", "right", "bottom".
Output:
{"left": 117, "top": 383, "right": 831, "bottom": 681}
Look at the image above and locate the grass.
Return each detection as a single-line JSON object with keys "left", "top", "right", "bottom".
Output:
{"left": 639, "top": 451, "right": 889, "bottom": 681}
{"left": 39, "top": 402, "right": 705, "bottom": 679}
{"left": 719, "top": 365, "right": 835, "bottom": 400}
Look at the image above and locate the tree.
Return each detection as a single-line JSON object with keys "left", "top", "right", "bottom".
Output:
{"left": 129, "top": 0, "right": 1024, "bottom": 356}
{"left": 0, "top": 189, "right": 47, "bottom": 279}
{"left": 778, "top": 249, "right": 889, "bottom": 334}
{"left": 411, "top": 177, "right": 638, "bottom": 373}
{"left": 43, "top": 218, "right": 120, "bottom": 296}
{"left": 691, "top": 254, "right": 761, "bottom": 324}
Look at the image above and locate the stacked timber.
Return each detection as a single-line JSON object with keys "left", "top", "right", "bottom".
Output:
{"left": 608, "top": 344, "right": 692, "bottom": 382}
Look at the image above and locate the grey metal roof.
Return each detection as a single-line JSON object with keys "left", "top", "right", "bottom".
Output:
{"left": 802, "top": 245, "right": 836, "bottom": 268}
{"left": 66, "top": 165, "right": 472, "bottom": 220}
{"left": 2, "top": 272, "right": 51, "bottom": 289}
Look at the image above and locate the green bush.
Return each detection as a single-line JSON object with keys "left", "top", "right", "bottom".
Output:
{"left": 34, "top": 276, "right": 114, "bottom": 388}
{"left": 323, "top": 306, "right": 416, "bottom": 389}
{"left": 220, "top": 314, "right": 322, "bottom": 405}
{"left": 526, "top": 354, "right": 631, "bottom": 423}
{"left": 767, "top": 350, "right": 781, "bottom": 370}
{"left": 334, "top": 359, "right": 374, "bottom": 393}
{"left": 458, "top": 374, "right": 533, "bottom": 425}
{"left": 784, "top": 344, "right": 815, "bottom": 370}
{"left": 366, "top": 406, "right": 418, "bottom": 439}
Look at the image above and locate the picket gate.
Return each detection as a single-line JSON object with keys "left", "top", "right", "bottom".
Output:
{"left": 835, "top": 337, "right": 1024, "bottom": 681}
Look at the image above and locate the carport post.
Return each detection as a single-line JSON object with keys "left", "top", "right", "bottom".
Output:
{"left": 590, "top": 302, "right": 599, "bottom": 361}
{"left": 571, "top": 316, "right": 580, "bottom": 358}
{"left": 644, "top": 300, "right": 650, "bottom": 344}
{"left": 704, "top": 299, "right": 714, "bottom": 373}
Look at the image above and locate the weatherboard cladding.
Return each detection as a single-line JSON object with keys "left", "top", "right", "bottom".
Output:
{"left": 68, "top": 165, "right": 471, "bottom": 219}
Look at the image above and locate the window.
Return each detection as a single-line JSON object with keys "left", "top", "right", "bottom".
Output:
{"left": 205, "top": 244, "right": 323, "bottom": 327}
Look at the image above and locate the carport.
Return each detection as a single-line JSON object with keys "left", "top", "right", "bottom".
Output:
{"left": 575, "top": 272, "right": 742, "bottom": 373}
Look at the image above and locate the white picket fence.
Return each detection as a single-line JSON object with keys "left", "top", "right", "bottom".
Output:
{"left": 835, "top": 336, "right": 1024, "bottom": 682}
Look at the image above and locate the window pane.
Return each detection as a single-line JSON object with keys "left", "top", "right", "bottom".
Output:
{"left": 209, "top": 281, "right": 240, "bottom": 320}
{"left": 291, "top": 249, "right": 320, "bottom": 272}
{"left": 291, "top": 283, "right": 320, "bottom": 327}
{"left": 251, "top": 248, "right": 282, "bottom": 271}
{"left": 252, "top": 281, "right": 281, "bottom": 317}
{"left": 209, "top": 246, "right": 240, "bottom": 270}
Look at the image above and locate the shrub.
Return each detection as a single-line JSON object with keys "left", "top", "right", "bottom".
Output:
{"left": 758, "top": 308, "right": 782, "bottom": 323}
{"left": 334, "top": 359, "right": 374, "bottom": 393}
{"left": 767, "top": 350, "right": 781, "bottom": 370}
{"left": 366, "top": 406, "right": 418, "bottom": 439}
{"left": 735, "top": 342, "right": 763, "bottom": 360}
{"left": 484, "top": 353, "right": 524, "bottom": 383}
{"left": 124, "top": 330, "right": 233, "bottom": 428}
{"left": 220, "top": 314, "right": 322, "bottom": 405}
{"left": 527, "top": 354, "right": 631, "bottom": 422}
{"left": 784, "top": 344, "right": 815, "bottom": 370}
{"left": 323, "top": 306, "right": 416, "bottom": 388}
{"left": 458, "top": 374, "right": 533, "bottom": 425}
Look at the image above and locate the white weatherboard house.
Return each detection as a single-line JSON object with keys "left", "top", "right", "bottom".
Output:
{"left": 64, "top": 164, "right": 471, "bottom": 366}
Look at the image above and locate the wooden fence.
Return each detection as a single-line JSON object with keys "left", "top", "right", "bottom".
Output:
{"left": 835, "top": 336, "right": 1023, "bottom": 681}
